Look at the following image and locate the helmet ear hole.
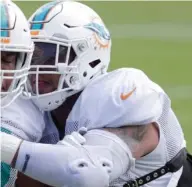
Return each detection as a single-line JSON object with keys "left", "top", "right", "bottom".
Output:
{"left": 89, "top": 59, "right": 101, "bottom": 68}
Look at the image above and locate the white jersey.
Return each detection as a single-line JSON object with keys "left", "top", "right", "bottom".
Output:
{"left": 1, "top": 96, "right": 45, "bottom": 142}
{"left": 1, "top": 96, "right": 45, "bottom": 187}
{"left": 65, "top": 68, "right": 186, "bottom": 187}
{"left": 39, "top": 112, "right": 60, "bottom": 144}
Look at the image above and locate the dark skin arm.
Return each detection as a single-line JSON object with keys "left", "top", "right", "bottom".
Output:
{"left": 16, "top": 173, "right": 51, "bottom": 187}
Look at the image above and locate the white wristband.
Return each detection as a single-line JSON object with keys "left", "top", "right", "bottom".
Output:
{"left": 1, "top": 132, "right": 22, "bottom": 165}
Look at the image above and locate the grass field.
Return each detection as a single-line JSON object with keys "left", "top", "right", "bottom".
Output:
{"left": 16, "top": 1, "right": 192, "bottom": 152}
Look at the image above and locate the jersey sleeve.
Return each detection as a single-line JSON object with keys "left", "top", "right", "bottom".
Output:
{"left": 1, "top": 97, "right": 45, "bottom": 142}
{"left": 1, "top": 127, "right": 18, "bottom": 187}
{"left": 65, "top": 68, "right": 169, "bottom": 134}
{"left": 1, "top": 97, "right": 45, "bottom": 186}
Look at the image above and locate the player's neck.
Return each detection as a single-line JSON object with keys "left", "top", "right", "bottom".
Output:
{"left": 50, "top": 92, "right": 82, "bottom": 138}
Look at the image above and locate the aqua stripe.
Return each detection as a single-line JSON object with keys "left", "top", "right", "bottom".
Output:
{"left": 1, "top": 127, "right": 12, "bottom": 187}
{"left": 0, "top": 30, "right": 8, "bottom": 37}
{"left": 31, "top": 23, "right": 43, "bottom": 30}
{"left": 31, "top": 1, "right": 59, "bottom": 30}
{"left": 0, "top": 2, "right": 9, "bottom": 37}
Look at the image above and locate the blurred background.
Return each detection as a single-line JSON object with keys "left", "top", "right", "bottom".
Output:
{"left": 15, "top": 1, "right": 192, "bottom": 152}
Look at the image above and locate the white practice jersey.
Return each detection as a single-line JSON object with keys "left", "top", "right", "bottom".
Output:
{"left": 65, "top": 68, "right": 186, "bottom": 187}
{"left": 1, "top": 96, "right": 45, "bottom": 187}
{"left": 39, "top": 112, "right": 60, "bottom": 144}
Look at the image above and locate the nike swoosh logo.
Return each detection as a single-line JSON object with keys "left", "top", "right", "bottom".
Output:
{"left": 120, "top": 87, "right": 136, "bottom": 100}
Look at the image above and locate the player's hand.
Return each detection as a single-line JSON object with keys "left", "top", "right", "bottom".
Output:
{"left": 58, "top": 127, "right": 88, "bottom": 147}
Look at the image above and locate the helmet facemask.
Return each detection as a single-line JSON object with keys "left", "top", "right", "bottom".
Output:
{"left": 25, "top": 37, "right": 81, "bottom": 111}
{"left": 1, "top": 50, "right": 33, "bottom": 108}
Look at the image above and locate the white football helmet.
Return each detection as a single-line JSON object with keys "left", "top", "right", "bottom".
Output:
{"left": 0, "top": 1, "right": 34, "bottom": 108}
{"left": 26, "top": 0, "right": 112, "bottom": 111}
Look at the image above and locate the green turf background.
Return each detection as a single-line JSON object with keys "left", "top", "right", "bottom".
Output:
{"left": 15, "top": 1, "right": 192, "bottom": 152}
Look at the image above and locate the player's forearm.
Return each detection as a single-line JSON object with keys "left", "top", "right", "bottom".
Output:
{"left": 1, "top": 130, "right": 134, "bottom": 187}
{"left": 1, "top": 132, "right": 105, "bottom": 187}
{"left": 15, "top": 141, "right": 84, "bottom": 187}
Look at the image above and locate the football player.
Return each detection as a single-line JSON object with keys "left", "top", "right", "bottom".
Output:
{"left": 1, "top": 0, "right": 112, "bottom": 186}
{"left": 0, "top": 1, "right": 45, "bottom": 186}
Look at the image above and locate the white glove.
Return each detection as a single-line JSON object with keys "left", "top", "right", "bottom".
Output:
{"left": 58, "top": 129, "right": 86, "bottom": 147}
